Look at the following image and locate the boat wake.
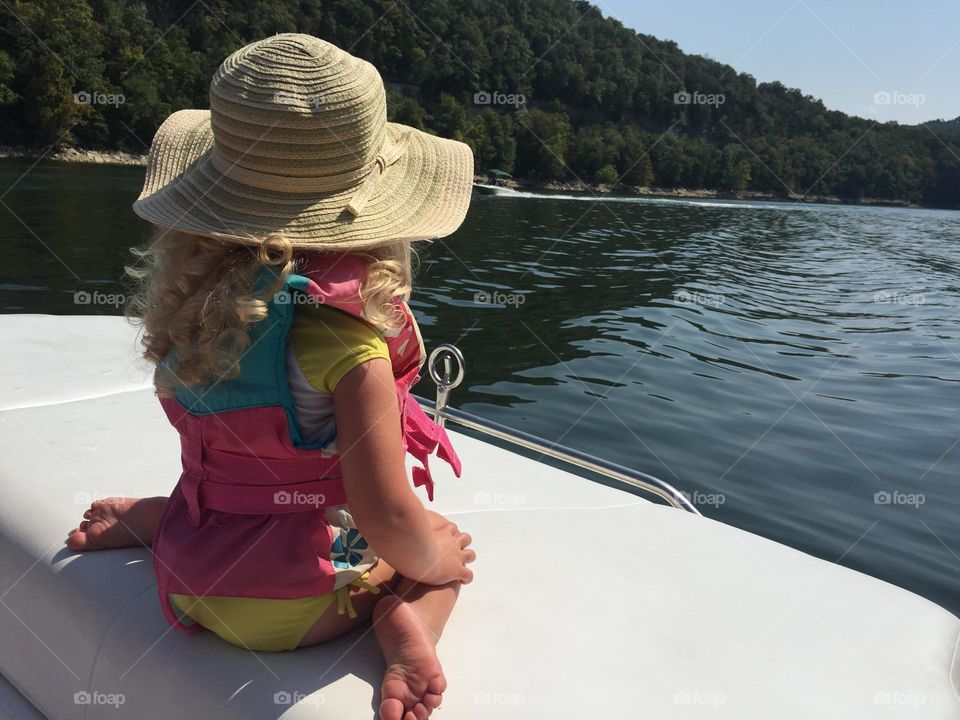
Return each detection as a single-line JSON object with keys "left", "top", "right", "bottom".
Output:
{"left": 475, "top": 184, "right": 802, "bottom": 211}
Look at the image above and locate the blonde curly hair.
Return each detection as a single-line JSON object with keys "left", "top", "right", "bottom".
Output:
{"left": 125, "top": 228, "right": 413, "bottom": 395}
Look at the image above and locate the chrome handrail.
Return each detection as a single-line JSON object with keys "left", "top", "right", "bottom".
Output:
{"left": 420, "top": 344, "right": 702, "bottom": 515}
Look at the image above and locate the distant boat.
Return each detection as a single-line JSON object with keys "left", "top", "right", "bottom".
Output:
{"left": 474, "top": 168, "right": 515, "bottom": 195}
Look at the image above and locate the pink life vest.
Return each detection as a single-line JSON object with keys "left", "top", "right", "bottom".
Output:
{"left": 152, "top": 253, "right": 461, "bottom": 632}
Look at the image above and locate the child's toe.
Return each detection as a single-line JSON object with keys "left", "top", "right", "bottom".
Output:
{"left": 66, "top": 530, "right": 86, "bottom": 550}
{"left": 427, "top": 674, "right": 446, "bottom": 695}
{"left": 379, "top": 697, "right": 404, "bottom": 720}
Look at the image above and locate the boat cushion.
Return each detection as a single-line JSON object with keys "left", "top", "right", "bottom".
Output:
{"left": 0, "top": 315, "right": 957, "bottom": 719}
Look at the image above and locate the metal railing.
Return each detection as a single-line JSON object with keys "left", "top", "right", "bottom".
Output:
{"left": 418, "top": 344, "right": 701, "bottom": 515}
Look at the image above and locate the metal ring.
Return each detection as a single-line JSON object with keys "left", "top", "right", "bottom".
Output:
{"left": 428, "top": 344, "right": 465, "bottom": 389}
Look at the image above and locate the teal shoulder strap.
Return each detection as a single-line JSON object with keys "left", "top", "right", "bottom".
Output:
{"left": 167, "top": 268, "right": 317, "bottom": 448}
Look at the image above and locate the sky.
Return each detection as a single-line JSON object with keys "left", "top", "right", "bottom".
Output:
{"left": 597, "top": 0, "right": 960, "bottom": 124}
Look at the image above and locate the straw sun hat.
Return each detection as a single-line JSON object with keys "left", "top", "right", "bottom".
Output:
{"left": 133, "top": 33, "right": 474, "bottom": 249}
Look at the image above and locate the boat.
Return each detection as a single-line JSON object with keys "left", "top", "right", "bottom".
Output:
{"left": 0, "top": 313, "right": 957, "bottom": 718}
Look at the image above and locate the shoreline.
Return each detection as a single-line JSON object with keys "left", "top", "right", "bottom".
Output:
{"left": 0, "top": 145, "right": 147, "bottom": 166}
{"left": 0, "top": 146, "right": 924, "bottom": 208}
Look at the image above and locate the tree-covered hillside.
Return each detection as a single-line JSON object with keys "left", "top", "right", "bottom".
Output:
{"left": 1, "top": 0, "right": 958, "bottom": 207}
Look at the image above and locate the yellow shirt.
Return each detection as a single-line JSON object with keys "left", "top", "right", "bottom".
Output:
{"left": 288, "top": 303, "right": 389, "bottom": 394}
{"left": 283, "top": 303, "right": 390, "bottom": 448}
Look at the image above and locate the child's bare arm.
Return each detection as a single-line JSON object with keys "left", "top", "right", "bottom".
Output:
{"left": 334, "top": 358, "right": 474, "bottom": 585}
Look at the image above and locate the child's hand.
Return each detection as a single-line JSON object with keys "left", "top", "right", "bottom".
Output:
{"left": 335, "top": 359, "right": 477, "bottom": 585}
{"left": 421, "top": 519, "right": 475, "bottom": 586}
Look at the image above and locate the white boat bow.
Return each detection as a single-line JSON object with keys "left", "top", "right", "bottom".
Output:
{"left": 0, "top": 314, "right": 957, "bottom": 719}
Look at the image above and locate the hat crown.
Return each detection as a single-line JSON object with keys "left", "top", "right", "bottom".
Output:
{"left": 209, "top": 33, "right": 387, "bottom": 181}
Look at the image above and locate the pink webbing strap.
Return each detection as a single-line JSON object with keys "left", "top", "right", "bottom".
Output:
{"left": 198, "top": 445, "right": 342, "bottom": 484}
{"left": 199, "top": 476, "right": 347, "bottom": 514}
{"left": 176, "top": 415, "right": 346, "bottom": 521}
{"left": 401, "top": 392, "right": 462, "bottom": 501}
{"left": 179, "top": 416, "right": 205, "bottom": 527}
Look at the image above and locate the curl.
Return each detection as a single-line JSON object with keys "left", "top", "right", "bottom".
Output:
{"left": 125, "top": 228, "right": 295, "bottom": 394}
{"left": 357, "top": 240, "right": 414, "bottom": 330}
{"left": 126, "top": 228, "right": 416, "bottom": 396}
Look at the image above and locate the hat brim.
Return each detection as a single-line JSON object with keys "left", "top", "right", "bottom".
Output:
{"left": 132, "top": 109, "right": 474, "bottom": 249}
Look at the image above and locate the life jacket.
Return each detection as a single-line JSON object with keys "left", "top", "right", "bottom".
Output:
{"left": 151, "top": 253, "right": 461, "bottom": 632}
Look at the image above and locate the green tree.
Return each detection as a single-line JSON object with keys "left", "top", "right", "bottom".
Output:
{"left": 620, "top": 129, "right": 655, "bottom": 186}
{"left": 651, "top": 134, "right": 684, "bottom": 187}
{"left": 429, "top": 93, "right": 468, "bottom": 140}
{"left": 514, "top": 107, "right": 571, "bottom": 180}
{"left": 0, "top": 49, "right": 16, "bottom": 108}
{"left": 595, "top": 163, "right": 618, "bottom": 184}
{"left": 0, "top": 0, "right": 105, "bottom": 146}
{"left": 568, "top": 125, "right": 617, "bottom": 181}
{"left": 388, "top": 93, "right": 427, "bottom": 131}
{"left": 465, "top": 109, "right": 516, "bottom": 174}
{"left": 720, "top": 144, "right": 752, "bottom": 191}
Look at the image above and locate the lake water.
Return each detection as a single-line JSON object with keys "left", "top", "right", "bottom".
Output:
{"left": 2, "top": 159, "right": 959, "bottom": 615}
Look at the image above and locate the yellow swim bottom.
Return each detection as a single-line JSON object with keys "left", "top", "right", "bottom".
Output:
{"left": 169, "top": 574, "right": 381, "bottom": 652}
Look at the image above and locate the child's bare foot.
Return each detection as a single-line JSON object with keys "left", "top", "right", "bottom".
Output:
{"left": 65, "top": 496, "right": 166, "bottom": 551}
{"left": 373, "top": 594, "right": 446, "bottom": 720}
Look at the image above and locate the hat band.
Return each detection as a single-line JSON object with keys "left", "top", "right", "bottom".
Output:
{"left": 208, "top": 130, "right": 410, "bottom": 216}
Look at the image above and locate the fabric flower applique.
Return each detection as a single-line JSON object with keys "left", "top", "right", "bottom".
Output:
{"left": 331, "top": 528, "right": 369, "bottom": 569}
